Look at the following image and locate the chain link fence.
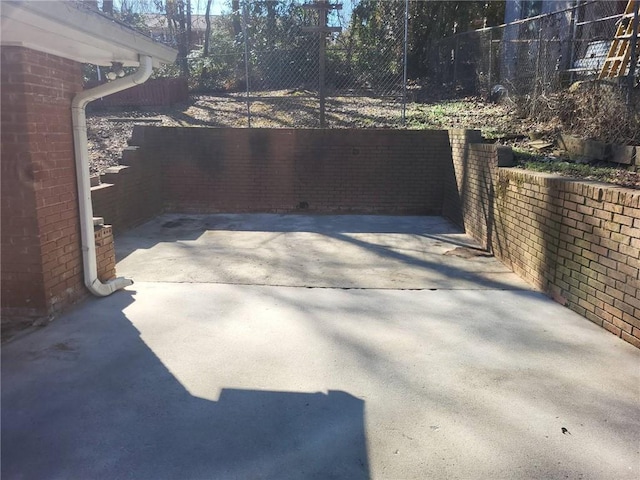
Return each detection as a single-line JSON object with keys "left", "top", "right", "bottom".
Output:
{"left": 82, "top": 0, "right": 638, "bottom": 140}
{"left": 183, "top": 0, "right": 638, "bottom": 138}
{"left": 186, "top": 0, "right": 408, "bottom": 128}
{"left": 432, "top": 0, "right": 639, "bottom": 144}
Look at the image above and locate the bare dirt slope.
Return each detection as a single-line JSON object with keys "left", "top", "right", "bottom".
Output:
{"left": 87, "top": 94, "right": 522, "bottom": 174}
{"left": 87, "top": 94, "right": 638, "bottom": 188}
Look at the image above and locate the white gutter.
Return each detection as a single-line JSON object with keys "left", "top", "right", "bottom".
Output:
{"left": 71, "top": 55, "right": 153, "bottom": 296}
{"left": 2, "top": 2, "right": 177, "bottom": 68}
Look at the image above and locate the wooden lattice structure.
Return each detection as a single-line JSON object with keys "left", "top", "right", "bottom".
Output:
{"left": 599, "top": 0, "right": 640, "bottom": 79}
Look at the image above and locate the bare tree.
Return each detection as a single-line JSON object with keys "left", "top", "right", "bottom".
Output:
{"left": 186, "top": 0, "right": 192, "bottom": 51}
{"left": 203, "top": 0, "right": 213, "bottom": 56}
{"left": 166, "top": 0, "right": 189, "bottom": 77}
{"left": 232, "top": 0, "right": 242, "bottom": 41}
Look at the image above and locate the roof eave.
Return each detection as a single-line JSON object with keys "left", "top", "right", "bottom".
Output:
{"left": 0, "top": 1, "right": 177, "bottom": 68}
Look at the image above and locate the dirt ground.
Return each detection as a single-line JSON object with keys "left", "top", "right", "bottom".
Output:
{"left": 86, "top": 93, "right": 517, "bottom": 174}
{"left": 87, "top": 93, "right": 638, "bottom": 188}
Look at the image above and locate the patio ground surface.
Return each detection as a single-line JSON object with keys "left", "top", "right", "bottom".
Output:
{"left": 2, "top": 214, "right": 639, "bottom": 479}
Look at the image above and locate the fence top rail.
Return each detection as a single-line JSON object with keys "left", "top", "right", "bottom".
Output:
{"left": 444, "top": 0, "right": 601, "bottom": 39}
{"left": 576, "top": 12, "right": 625, "bottom": 27}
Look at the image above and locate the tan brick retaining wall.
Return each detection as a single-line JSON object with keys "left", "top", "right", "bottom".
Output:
{"left": 446, "top": 130, "right": 640, "bottom": 348}
{"left": 126, "top": 127, "right": 453, "bottom": 215}
{"left": 91, "top": 146, "right": 163, "bottom": 234}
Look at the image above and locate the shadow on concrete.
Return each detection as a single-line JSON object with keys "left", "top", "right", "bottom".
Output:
{"left": 114, "top": 214, "right": 525, "bottom": 291}
{"left": 115, "top": 214, "right": 461, "bottom": 261}
{"left": 3, "top": 278, "right": 640, "bottom": 478}
{"left": 1, "top": 291, "right": 369, "bottom": 480}
{"left": 322, "top": 231, "right": 515, "bottom": 290}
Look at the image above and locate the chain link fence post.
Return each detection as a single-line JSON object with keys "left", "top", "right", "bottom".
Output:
{"left": 401, "top": 0, "right": 408, "bottom": 125}
{"left": 242, "top": 0, "right": 252, "bottom": 127}
{"left": 627, "top": 0, "right": 639, "bottom": 105}
{"left": 488, "top": 29, "right": 493, "bottom": 93}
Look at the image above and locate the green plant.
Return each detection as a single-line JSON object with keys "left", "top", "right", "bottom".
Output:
{"left": 521, "top": 160, "right": 619, "bottom": 182}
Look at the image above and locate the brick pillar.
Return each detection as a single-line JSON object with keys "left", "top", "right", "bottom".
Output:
{"left": 94, "top": 224, "right": 116, "bottom": 282}
{"left": 1, "top": 47, "right": 87, "bottom": 324}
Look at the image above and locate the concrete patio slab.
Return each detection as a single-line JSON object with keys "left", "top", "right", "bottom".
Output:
{"left": 115, "top": 214, "right": 531, "bottom": 290}
{"left": 2, "top": 215, "right": 639, "bottom": 479}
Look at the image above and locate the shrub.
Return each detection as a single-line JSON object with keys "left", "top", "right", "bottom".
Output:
{"left": 516, "top": 81, "right": 639, "bottom": 145}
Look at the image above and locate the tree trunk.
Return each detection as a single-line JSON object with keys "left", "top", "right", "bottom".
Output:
{"left": 266, "top": 1, "right": 276, "bottom": 44}
{"left": 169, "top": 0, "right": 189, "bottom": 78}
{"left": 186, "top": 0, "right": 192, "bottom": 51}
{"left": 203, "top": 0, "right": 213, "bottom": 56}
{"left": 232, "top": 0, "right": 242, "bottom": 41}
{"left": 180, "top": 1, "right": 188, "bottom": 76}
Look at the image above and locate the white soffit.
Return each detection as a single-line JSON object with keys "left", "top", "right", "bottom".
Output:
{"left": 0, "top": 1, "right": 177, "bottom": 67}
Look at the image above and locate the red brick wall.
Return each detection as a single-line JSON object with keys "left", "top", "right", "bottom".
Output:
{"left": 1, "top": 48, "right": 46, "bottom": 316}
{"left": 1, "top": 47, "right": 86, "bottom": 321}
{"left": 446, "top": 130, "right": 640, "bottom": 348}
{"left": 95, "top": 225, "right": 116, "bottom": 282}
{"left": 129, "top": 127, "right": 452, "bottom": 215}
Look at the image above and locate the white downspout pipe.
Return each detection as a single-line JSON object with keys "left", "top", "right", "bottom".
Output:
{"left": 72, "top": 55, "right": 153, "bottom": 296}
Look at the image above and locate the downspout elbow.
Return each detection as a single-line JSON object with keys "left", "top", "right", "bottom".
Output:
{"left": 73, "top": 55, "right": 153, "bottom": 108}
{"left": 90, "top": 277, "right": 135, "bottom": 297}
